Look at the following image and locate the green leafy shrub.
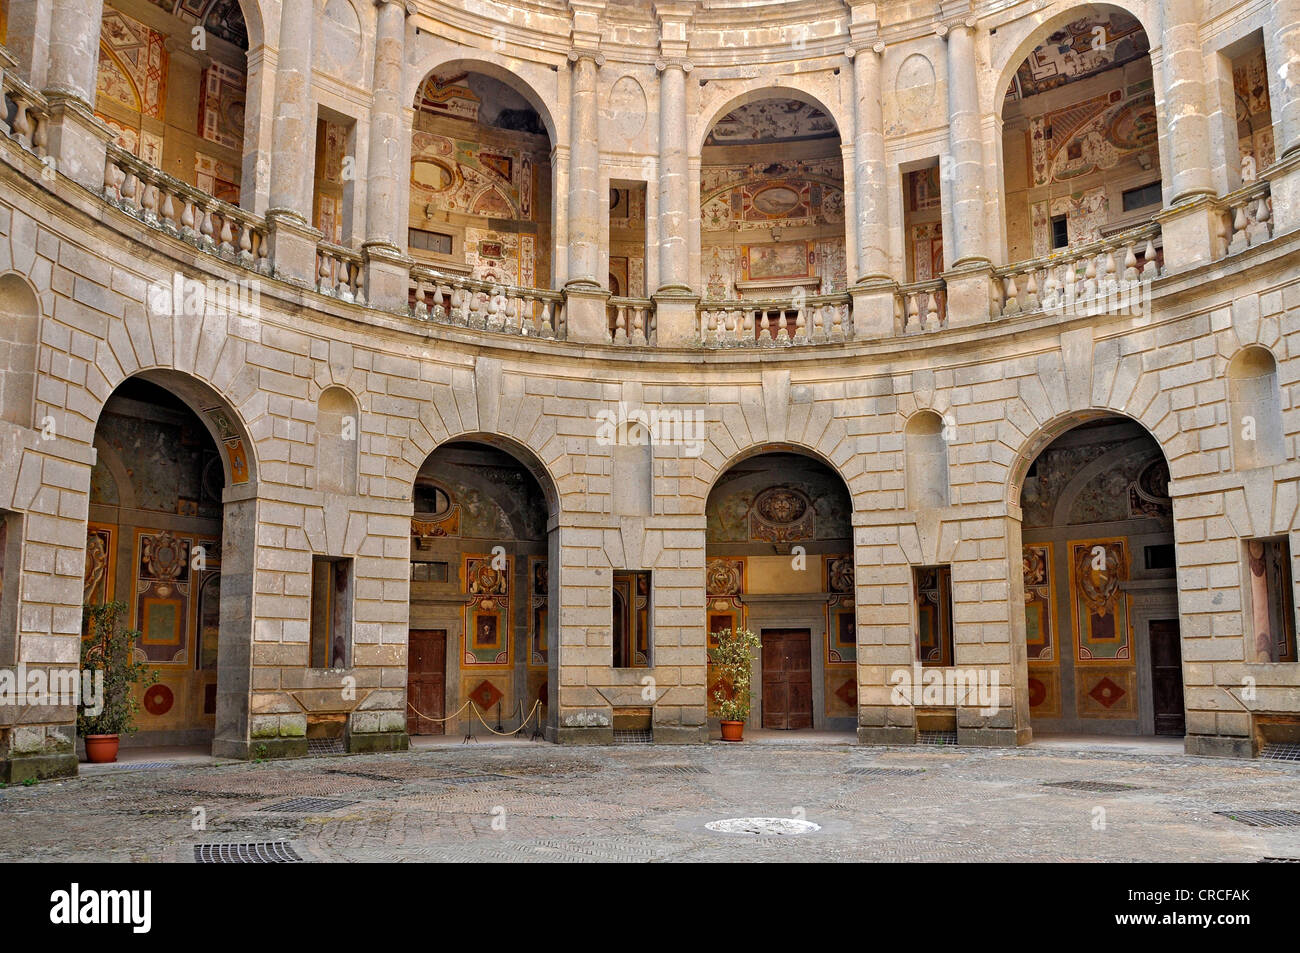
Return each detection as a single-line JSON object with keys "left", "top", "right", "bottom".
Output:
{"left": 78, "top": 602, "right": 159, "bottom": 737}
{"left": 708, "top": 627, "right": 761, "bottom": 723}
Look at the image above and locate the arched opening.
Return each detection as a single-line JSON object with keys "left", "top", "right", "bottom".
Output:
{"left": 705, "top": 450, "right": 855, "bottom": 735}
{"left": 408, "top": 67, "right": 554, "bottom": 290}
{"left": 1000, "top": 5, "right": 1163, "bottom": 264}
{"left": 699, "top": 94, "right": 846, "bottom": 337}
{"left": 87, "top": 374, "right": 254, "bottom": 751}
{"left": 408, "top": 439, "right": 555, "bottom": 742}
{"left": 96, "top": 0, "right": 251, "bottom": 203}
{"left": 315, "top": 386, "right": 359, "bottom": 496}
{"left": 0, "top": 272, "right": 39, "bottom": 429}
{"left": 1227, "top": 346, "right": 1285, "bottom": 470}
{"left": 905, "top": 411, "right": 950, "bottom": 509}
{"left": 1017, "top": 414, "right": 1183, "bottom": 737}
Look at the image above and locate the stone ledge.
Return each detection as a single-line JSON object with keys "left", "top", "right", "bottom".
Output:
{"left": 1184, "top": 734, "right": 1253, "bottom": 759}
{"left": 555, "top": 725, "right": 615, "bottom": 745}
{"left": 652, "top": 724, "right": 708, "bottom": 744}
{"left": 957, "top": 726, "right": 1030, "bottom": 747}
{"left": 0, "top": 752, "right": 78, "bottom": 783}
{"left": 857, "top": 726, "right": 917, "bottom": 745}
{"left": 213, "top": 738, "right": 308, "bottom": 760}
{"left": 347, "top": 730, "right": 409, "bottom": 754}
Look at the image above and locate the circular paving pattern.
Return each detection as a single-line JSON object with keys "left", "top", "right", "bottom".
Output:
{"left": 705, "top": 817, "right": 821, "bottom": 835}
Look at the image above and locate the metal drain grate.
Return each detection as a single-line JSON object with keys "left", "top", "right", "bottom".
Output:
{"left": 430, "top": 774, "right": 511, "bottom": 785}
{"left": 613, "top": 729, "right": 653, "bottom": 744}
{"left": 917, "top": 731, "right": 958, "bottom": 746}
{"left": 633, "top": 764, "right": 707, "bottom": 775}
{"left": 846, "top": 767, "right": 925, "bottom": 778}
{"left": 1216, "top": 810, "right": 1300, "bottom": 828}
{"left": 101, "top": 760, "right": 181, "bottom": 771}
{"left": 194, "top": 841, "right": 303, "bottom": 863}
{"left": 306, "top": 738, "right": 345, "bottom": 756}
{"left": 1259, "top": 743, "right": 1300, "bottom": 762}
{"left": 1260, "top": 857, "right": 1300, "bottom": 862}
{"left": 1043, "top": 780, "right": 1141, "bottom": 793}
{"left": 259, "top": 797, "right": 358, "bottom": 813}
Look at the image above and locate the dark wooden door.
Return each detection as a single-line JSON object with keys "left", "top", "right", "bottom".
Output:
{"left": 407, "top": 630, "right": 446, "bottom": 735}
{"left": 761, "top": 629, "right": 813, "bottom": 730}
{"left": 1149, "top": 619, "right": 1185, "bottom": 736}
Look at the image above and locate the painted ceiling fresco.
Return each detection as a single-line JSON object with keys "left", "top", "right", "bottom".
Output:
{"left": 1021, "top": 424, "right": 1171, "bottom": 528}
{"left": 416, "top": 73, "right": 547, "bottom": 136}
{"left": 705, "top": 100, "right": 838, "bottom": 145}
{"left": 706, "top": 455, "right": 851, "bottom": 544}
{"left": 146, "top": 0, "right": 248, "bottom": 49}
{"left": 701, "top": 156, "right": 844, "bottom": 231}
{"left": 1006, "top": 9, "right": 1149, "bottom": 101}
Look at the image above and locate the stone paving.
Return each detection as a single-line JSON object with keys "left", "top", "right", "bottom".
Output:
{"left": 1, "top": 741, "right": 1299, "bottom": 862}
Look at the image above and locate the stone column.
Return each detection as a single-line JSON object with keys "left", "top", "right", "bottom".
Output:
{"left": 265, "top": 0, "right": 322, "bottom": 284}
{"left": 1154, "top": 0, "right": 1220, "bottom": 266}
{"left": 561, "top": 50, "right": 610, "bottom": 343}
{"left": 6, "top": 0, "right": 53, "bottom": 90}
{"left": 652, "top": 59, "right": 699, "bottom": 345}
{"left": 848, "top": 42, "right": 896, "bottom": 338}
{"left": 1265, "top": 0, "right": 1300, "bottom": 234}
{"left": 940, "top": 20, "right": 992, "bottom": 327}
{"left": 41, "top": 0, "right": 112, "bottom": 190}
{"left": 362, "top": 0, "right": 413, "bottom": 310}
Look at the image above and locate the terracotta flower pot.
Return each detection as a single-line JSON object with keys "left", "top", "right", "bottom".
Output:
{"left": 720, "top": 720, "right": 745, "bottom": 742}
{"left": 84, "top": 734, "right": 120, "bottom": 764}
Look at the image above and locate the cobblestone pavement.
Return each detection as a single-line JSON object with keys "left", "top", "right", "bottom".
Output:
{"left": 2, "top": 742, "right": 1299, "bottom": 862}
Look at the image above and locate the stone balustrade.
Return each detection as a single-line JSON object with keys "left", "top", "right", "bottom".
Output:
{"left": 895, "top": 280, "right": 947, "bottom": 333}
{"left": 409, "top": 266, "right": 564, "bottom": 339}
{"left": 316, "top": 242, "right": 364, "bottom": 303}
{"left": 1219, "top": 179, "right": 1273, "bottom": 258}
{"left": 991, "top": 222, "right": 1162, "bottom": 320}
{"left": 1, "top": 62, "right": 48, "bottom": 161}
{"left": 699, "top": 293, "right": 852, "bottom": 347}
{"left": 606, "top": 297, "right": 655, "bottom": 346}
{"left": 102, "top": 143, "right": 270, "bottom": 274}
{"left": 21, "top": 131, "right": 1286, "bottom": 348}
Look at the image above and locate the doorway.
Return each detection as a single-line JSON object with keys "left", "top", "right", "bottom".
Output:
{"left": 1149, "top": 619, "right": 1186, "bottom": 736}
{"left": 407, "top": 629, "right": 446, "bottom": 735}
{"left": 761, "top": 629, "right": 813, "bottom": 729}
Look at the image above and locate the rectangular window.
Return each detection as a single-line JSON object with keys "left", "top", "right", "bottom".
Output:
{"left": 408, "top": 228, "right": 453, "bottom": 254}
{"left": 1144, "top": 544, "right": 1176, "bottom": 571}
{"left": 1051, "top": 215, "right": 1069, "bottom": 249}
{"left": 310, "top": 557, "right": 353, "bottom": 668}
{"left": 1122, "top": 181, "right": 1162, "bottom": 213}
{"left": 612, "top": 570, "right": 651, "bottom": 668}
{"left": 411, "top": 561, "right": 449, "bottom": 583}
{"left": 1246, "top": 538, "right": 1298, "bottom": 663}
{"left": 914, "top": 565, "right": 954, "bottom": 667}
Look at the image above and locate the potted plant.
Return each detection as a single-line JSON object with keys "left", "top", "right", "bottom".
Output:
{"left": 708, "top": 626, "right": 761, "bottom": 742}
{"left": 78, "top": 601, "right": 158, "bottom": 763}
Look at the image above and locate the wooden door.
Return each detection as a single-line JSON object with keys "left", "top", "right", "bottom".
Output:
{"left": 1149, "top": 619, "right": 1185, "bottom": 736}
{"left": 761, "top": 629, "right": 813, "bottom": 730}
{"left": 407, "top": 629, "right": 446, "bottom": 735}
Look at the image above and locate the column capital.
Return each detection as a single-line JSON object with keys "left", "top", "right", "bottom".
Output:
{"left": 568, "top": 49, "right": 606, "bottom": 67}
{"left": 654, "top": 59, "right": 692, "bottom": 73}
{"left": 936, "top": 16, "right": 977, "bottom": 39}
{"left": 374, "top": 0, "right": 415, "bottom": 14}
{"left": 845, "top": 42, "right": 885, "bottom": 60}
